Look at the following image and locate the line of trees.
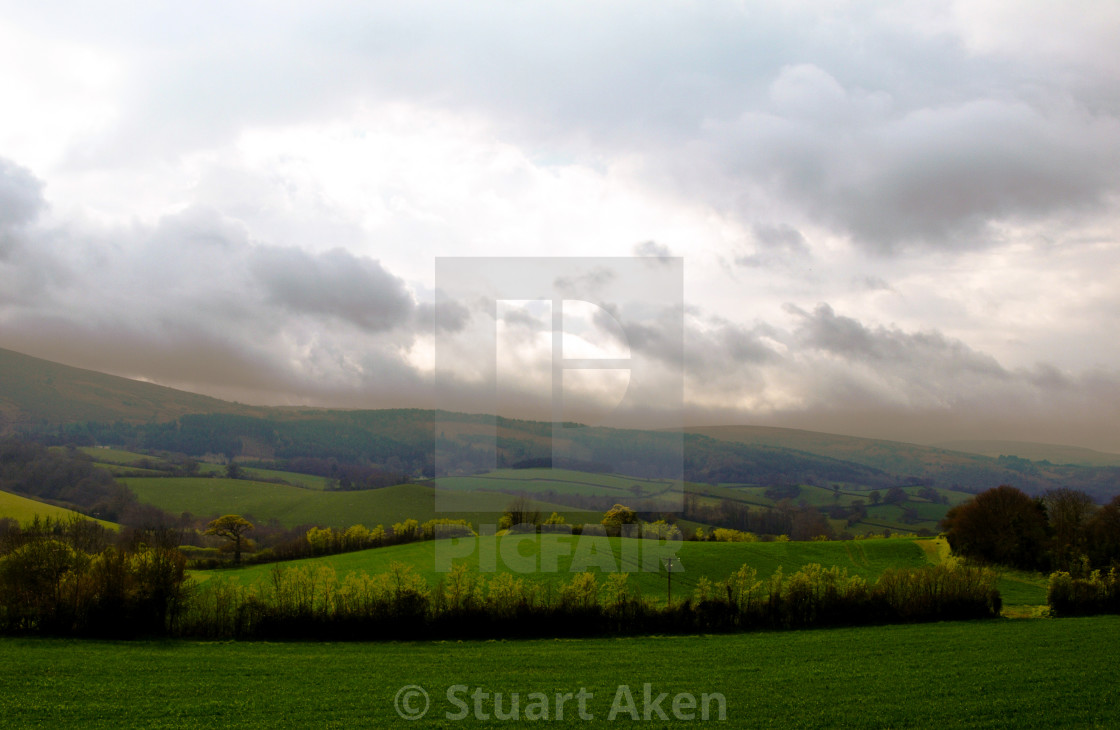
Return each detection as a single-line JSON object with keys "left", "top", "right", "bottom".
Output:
{"left": 0, "top": 513, "right": 1000, "bottom": 639}
{"left": 170, "top": 560, "right": 1002, "bottom": 640}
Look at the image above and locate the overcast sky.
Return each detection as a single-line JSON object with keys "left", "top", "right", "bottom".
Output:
{"left": 2, "top": 1, "right": 1119, "bottom": 449}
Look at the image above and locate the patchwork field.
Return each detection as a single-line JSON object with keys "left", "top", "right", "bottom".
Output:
{"left": 121, "top": 477, "right": 595, "bottom": 528}
{"left": 2, "top": 616, "right": 1117, "bottom": 728}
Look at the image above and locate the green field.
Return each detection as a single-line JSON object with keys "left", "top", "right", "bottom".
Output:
{"left": 2, "top": 616, "right": 1117, "bottom": 728}
{"left": 0, "top": 490, "right": 117, "bottom": 529}
{"left": 198, "top": 535, "right": 1048, "bottom": 609}
{"left": 437, "top": 468, "right": 681, "bottom": 498}
{"left": 199, "top": 536, "right": 927, "bottom": 596}
{"left": 123, "top": 477, "right": 595, "bottom": 528}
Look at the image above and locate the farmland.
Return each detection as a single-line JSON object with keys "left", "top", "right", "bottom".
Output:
{"left": 194, "top": 535, "right": 1048, "bottom": 608}
{"left": 120, "top": 476, "right": 594, "bottom": 529}
{"left": 0, "top": 489, "right": 117, "bottom": 529}
{"left": 2, "top": 615, "right": 1117, "bottom": 728}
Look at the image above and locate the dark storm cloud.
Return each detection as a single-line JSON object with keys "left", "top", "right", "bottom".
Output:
{"left": 250, "top": 247, "right": 415, "bottom": 333}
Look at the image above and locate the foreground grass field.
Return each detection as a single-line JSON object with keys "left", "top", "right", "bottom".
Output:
{"left": 2, "top": 616, "right": 1117, "bottom": 727}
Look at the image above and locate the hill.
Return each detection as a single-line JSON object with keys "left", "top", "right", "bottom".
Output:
{"left": 0, "top": 347, "right": 258, "bottom": 430}
{"left": 0, "top": 489, "right": 117, "bottom": 529}
{"left": 686, "top": 424, "right": 1120, "bottom": 499}
{"left": 5, "top": 345, "right": 1120, "bottom": 502}
{"left": 932, "top": 439, "right": 1120, "bottom": 467}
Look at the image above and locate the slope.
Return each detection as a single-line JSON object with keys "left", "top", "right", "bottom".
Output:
{"left": 0, "top": 346, "right": 258, "bottom": 430}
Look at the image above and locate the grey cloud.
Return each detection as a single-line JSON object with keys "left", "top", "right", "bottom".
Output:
{"left": 632, "top": 240, "right": 673, "bottom": 260}
{"left": 554, "top": 267, "right": 616, "bottom": 298}
{"left": 752, "top": 223, "right": 808, "bottom": 254}
{"left": 0, "top": 158, "right": 45, "bottom": 257}
{"left": 250, "top": 247, "right": 415, "bottom": 332}
{"left": 706, "top": 85, "right": 1120, "bottom": 252}
{"left": 790, "top": 303, "right": 1008, "bottom": 378}
{"left": 417, "top": 298, "right": 471, "bottom": 334}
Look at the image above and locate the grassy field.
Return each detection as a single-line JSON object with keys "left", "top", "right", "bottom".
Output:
{"left": 437, "top": 468, "right": 681, "bottom": 498}
{"left": 0, "top": 489, "right": 117, "bottom": 529}
{"left": 123, "top": 477, "right": 596, "bottom": 528}
{"left": 1, "top": 616, "right": 1117, "bottom": 728}
{"left": 197, "top": 536, "right": 930, "bottom": 597}
{"left": 197, "top": 535, "right": 1048, "bottom": 609}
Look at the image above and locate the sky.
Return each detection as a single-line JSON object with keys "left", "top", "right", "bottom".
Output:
{"left": 1, "top": 1, "right": 1119, "bottom": 450}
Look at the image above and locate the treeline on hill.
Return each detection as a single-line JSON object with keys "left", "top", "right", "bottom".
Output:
{"left": 941, "top": 485, "right": 1120, "bottom": 617}
{"left": 0, "top": 517, "right": 1001, "bottom": 638}
{"left": 0, "top": 440, "right": 135, "bottom": 521}
{"left": 941, "top": 485, "right": 1120, "bottom": 572}
{"left": 22, "top": 415, "right": 432, "bottom": 478}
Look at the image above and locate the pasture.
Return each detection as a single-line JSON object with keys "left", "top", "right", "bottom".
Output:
{"left": 1, "top": 616, "right": 1117, "bottom": 727}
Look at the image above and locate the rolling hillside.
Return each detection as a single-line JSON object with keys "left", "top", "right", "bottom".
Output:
{"left": 196, "top": 535, "right": 932, "bottom": 598}
{"left": 5, "top": 345, "right": 1120, "bottom": 501}
{"left": 0, "top": 489, "right": 117, "bottom": 529}
{"left": 0, "top": 346, "right": 258, "bottom": 429}
{"left": 933, "top": 439, "right": 1120, "bottom": 467}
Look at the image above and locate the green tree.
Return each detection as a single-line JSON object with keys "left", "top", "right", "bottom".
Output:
{"left": 204, "top": 515, "right": 254, "bottom": 564}
{"left": 601, "top": 504, "right": 638, "bottom": 536}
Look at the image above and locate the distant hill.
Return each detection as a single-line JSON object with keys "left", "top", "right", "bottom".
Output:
{"left": 3, "top": 346, "right": 1119, "bottom": 502}
{"left": 0, "top": 347, "right": 257, "bottom": 430}
{"left": 932, "top": 439, "right": 1120, "bottom": 468}
{"left": 684, "top": 425, "right": 1120, "bottom": 500}
{"left": 685, "top": 425, "right": 997, "bottom": 475}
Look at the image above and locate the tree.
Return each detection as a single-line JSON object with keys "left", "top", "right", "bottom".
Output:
{"left": 869, "top": 490, "right": 882, "bottom": 505}
{"left": 941, "top": 485, "right": 1047, "bottom": 570}
{"left": 501, "top": 495, "right": 541, "bottom": 531}
{"left": 204, "top": 515, "right": 254, "bottom": 564}
{"left": 1043, "top": 488, "right": 1096, "bottom": 570}
{"left": 601, "top": 504, "right": 638, "bottom": 536}
{"left": 1085, "top": 495, "right": 1120, "bottom": 568}
{"left": 225, "top": 462, "right": 243, "bottom": 480}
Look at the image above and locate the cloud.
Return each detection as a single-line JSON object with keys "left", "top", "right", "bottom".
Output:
{"left": 632, "top": 240, "right": 673, "bottom": 260}
{"left": 250, "top": 246, "right": 415, "bottom": 333}
{"left": 790, "top": 303, "right": 1007, "bottom": 377}
{"left": 0, "top": 158, "right": 45, "bottom": 256}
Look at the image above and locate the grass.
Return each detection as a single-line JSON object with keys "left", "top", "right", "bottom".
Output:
{"left": 1, "top": 616, "right": 1118, "bottom": 727}
{"left": 123, "top": 477, "right": 595, "bottom": 528}
{"left": 78, "top": 446, "right": 164, "bottom": 465}
{"left": 437, "top": 468, "right": 680, "bottom": 499}
{"left": 0, "top": 490, "right": 117, "bottom": 529}
{"left": 196, "top": 536, "right": 931, "bottom": 601}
